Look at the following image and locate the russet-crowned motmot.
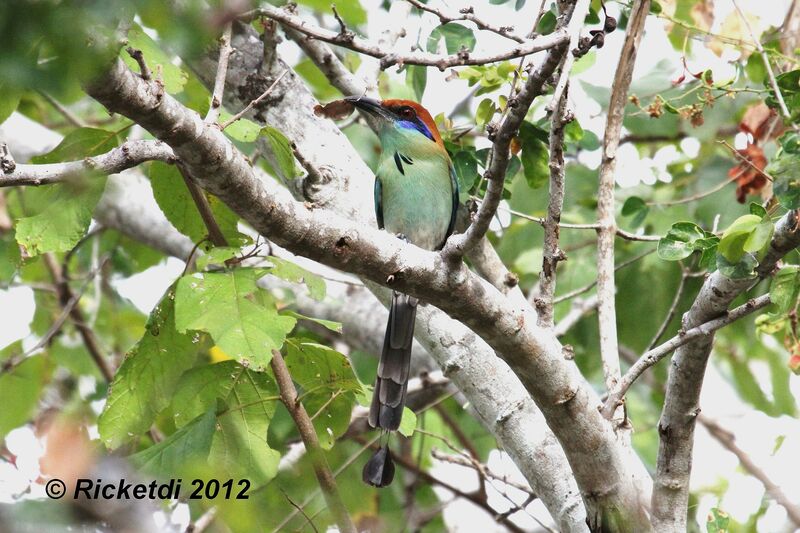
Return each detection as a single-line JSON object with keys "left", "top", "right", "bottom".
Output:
{"left": 344, "top": 97, "right": 458, "bottom": 487}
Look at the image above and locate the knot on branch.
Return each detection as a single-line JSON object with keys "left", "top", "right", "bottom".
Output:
{"left": 0, "top": 143, "right": 16, "bottom": 174}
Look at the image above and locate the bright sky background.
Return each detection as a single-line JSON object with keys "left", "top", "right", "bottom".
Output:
{"left": 1, "top": 1, "right": 799, "bottom": 531}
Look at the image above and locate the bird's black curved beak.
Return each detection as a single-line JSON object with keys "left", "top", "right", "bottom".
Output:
{"left": 344, "top": 96, "right": 393, "bottom": 121}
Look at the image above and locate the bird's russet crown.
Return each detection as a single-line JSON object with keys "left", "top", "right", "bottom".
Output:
{"left": 381, "top": 99, "right": 445, "bottom": 149}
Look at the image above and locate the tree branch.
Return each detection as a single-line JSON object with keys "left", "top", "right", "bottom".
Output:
{"left": 442, "top": 36, "right": 566, "bottom": 261}
{"left": 537, "top": 87, "right": 570, "bottom": 328}
{"left": 698, "top": 414, "right": 800, "bottom": 527}
{"left": 595, "top": 0, "right": 650, "bottom": 396}
{"left": 405, "top": 0, "right": 525, "bottom": 43}
{"left": 0, "top": 140, "right": 175, "bottom": 187}
{"left": 83, "top": 55, "right": 650, "bottom": 529}
{"left": 652, "top": 210, "right": 800, "bottom": 532}
{"left": 205, "top": 23, "right": 233, "bottom": 124}
{"left": 270, "top": 350, "right": 356, "bottom": 533}
{"left": 601, "top": 294, "right": 771, "bottom": 419}
{"left": 243, "top": 4, "right": 568, "bottom": 70}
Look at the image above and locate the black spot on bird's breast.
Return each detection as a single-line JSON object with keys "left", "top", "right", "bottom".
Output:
{"left": 393, "top": 152, "right": 414, "bottom": 175}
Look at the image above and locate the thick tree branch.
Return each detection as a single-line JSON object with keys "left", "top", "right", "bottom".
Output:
{"left": 0, "top": 140, "right": 175, "bottom": 187}
{"left": 84, "top": 56, "right": 650, "bottom": 530}
{"left": 595, "top": 0, "right": 650, "bottom": 395}
{"left": 270, "top": 350, "right": 356, "bottom": 533}
{"left": 652, "top": 210, "right": 800, "bottom": 532}
{"left": 243, "top": 4, "right": 568, "bottom": 70}
{"left": 601, "top": 294, "right": 771, "bottom": 419}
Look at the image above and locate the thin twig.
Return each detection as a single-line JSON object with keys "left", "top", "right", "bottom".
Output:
{"left": 731, "top": 0, "right": 793, "bottom": 121}
{"left": 37, "top": 90, "right": 87, "bottom": 128}
{"left": 241, "top": 4, "right": 569, "bottom": 70}
{"left": 176, "top": 164, "right": 228, "bottom": 247}
{"left": 600, "top": 294, "right": 771, "bottom": 419}
{"left": 281, "top": 489, "right": 320, "bottom": 533}
{"left": 553, "top": 294, "right": 599, "bottom": 337}
{"left": 205, "top": 23, "right": 233, "bottom": 124}
{"left": 21, "top": 257, "right": 109, "bottom": 359}
{"left": 546, "top": 0, "right": 591, "bottom": 113}
{"left": 719, "top": 140, "right": 776, "bottom": 182}
{"left": 270, "top": 350, "right": 356, "bottom": 533}
{"left": 492, "top": 202, "right": 660, "bottom": 241}
{"left": 537, "top": 87, "right": 570, "bottom": 328}
{"left": 596, "top": 0, "right": 651, "bottom": 395}
{"left": 126, "top": 47, "right": 151, "bottom": 80}
{"left": 185, "top": 506, "right": 217, "bottom": 533}
{"left": 553, "top": 249, "right": 655, "bottom": 304}
{"left": 42, "top": 253, "right": 114, "bottom": 382}
{"left": 404, "top": 0, "right": 525, "bottom": 43}
{"left": 219, "top": 69, "right": 288, "bottom": 130}
{"left": 647, "top": 267, "right": 688, "bottom": 350}
{"left": 699, "top": 414, "right": 800, "bottom": 527}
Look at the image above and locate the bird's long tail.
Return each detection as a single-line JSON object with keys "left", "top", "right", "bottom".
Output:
{"left": 362, "top": 291, "right": 416, "bottom": 487}
{"left": 370, "top": 291, "right": 417, "bottom": 431}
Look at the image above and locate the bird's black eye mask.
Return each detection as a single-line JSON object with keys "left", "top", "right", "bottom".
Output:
{"left": 390, "top": 106, "right": 435, "bottom": 143}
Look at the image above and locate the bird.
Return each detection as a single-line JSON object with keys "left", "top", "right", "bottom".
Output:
{"left": 344, "top": 96, "right": 458, "bottom": 487}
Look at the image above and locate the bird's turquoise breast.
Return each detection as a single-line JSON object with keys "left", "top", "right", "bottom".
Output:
{"left": 376, "top": 128, "right": 454, "bottom": 251}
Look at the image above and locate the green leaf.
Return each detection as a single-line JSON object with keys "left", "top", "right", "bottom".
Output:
{"left": 15, "top": 177, "right": 107, "bottom": 256}
{"left": 260, "top": 126, "right": 300, "bottom": 179}
{"left": 170, "top": 360, "right": 281, "bottom": 484}
{"left": 285, "top": 339, "right": 362, "bottom": 449}
{"left": 770, "top": 266, "right": 800, "bottom": 314}
{"left": 657, "top": 222, "right": 706, "bottom": 261}
{"left": 0, "top": 231, "right": 21, "bottom": 282}
{"left": 175, "top": 269, "right": 296, "bottom": 367}
{"left": 718, "top": 214, "right": 762, "bottom": 262}
{"left": 475, "top": 98, "right": 496, "bottom": 127}
{"left": 621, "top": 196, "right": 649, "bottom": 228}
{"left": 129, "top": 408, "right": 216, "bottom": 479}
{"left": 265, "top": 256, "right": 326, "bottom": 301}
{"left": 0, "top": 355, "right": 49, "bottom": 440}
{"left": 283, "top": 310, "right": 342, "bottom": 334}
{"left": 770, "top": 154, "right": 800, "bottom": 209}
{"left": 426, "top": 24, "right": 477, "bottom": 54}
{"left": 98, "top": 289, "right": 199, "bottom": 449}
{"left": 123, "top": 23, "right": 188, "bottom": 94}
{"left": 518, "top": 121, "right": 549, "bottom": 189}
{"left": 452, "top": 150, "right": 480, "bottom": 195}
{"left": 406, "top": 65, "right": 427, "bottom": 101}
{"left": 149, "top": 162, "right": 242, "bottom": 244}
{"left": 745, "top": 53, "right": 766, "bottom": 85}
{"left": 296, "top": 0, "right": 366, "bottom": 26}
{"left": 742, "top": 220, "right": 773, "bottom": 256}
{"left": 219, "top": 114, "right": 262, "bottom": 143}
{"left": 779, "top": 131, "right": 800, "bottom": 154}
{"left": 0, "top": 83, "right": 23, "bottom": 125}
{"left": 706, "top": 508, "right": 730, "bottom": 533}
{"left": 749, "top": 202, "right": 767, "bottom": 217}
{"left": 537, "top": 11, "right": 557, "bottom": 34}
{"left": 399, "top": 407, "right": 417, "bottom": 437}
{"left": 31, "top": 127, "right": 119, "bottom": 164}
{"left": 716, "top": 252, "right": 757, "bottom": 279}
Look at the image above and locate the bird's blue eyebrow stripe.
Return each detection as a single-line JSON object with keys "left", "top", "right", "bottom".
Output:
{"left": 397, "top": 119, "right": 435, "bottom": 142}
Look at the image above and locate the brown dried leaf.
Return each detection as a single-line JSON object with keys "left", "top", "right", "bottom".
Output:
{"left": 729, "top": 143, "right": 768, "bottom": 203}
{"left": 313, "top": 99, "right": 355, "bottom": 120}
{"left": 740, "top": 102, "right": 785, "bottom": 142}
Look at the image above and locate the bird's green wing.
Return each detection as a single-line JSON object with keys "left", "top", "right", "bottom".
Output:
{"left": 446, "top": 163, "right": 459, "bottom": 240}
{"left": 374, "top": 176, "right": 384, "bottom": 229}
